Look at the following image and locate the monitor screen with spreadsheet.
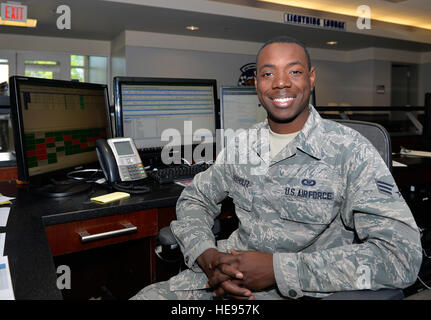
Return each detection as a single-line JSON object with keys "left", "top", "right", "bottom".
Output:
{"left": 9, "top": 76, "right": 112, "bottom": 183}
{"left": 113, "top": 77, "right": 219, "bottom": 151}
{"left": 219, "top": 86, "right": 267, "bottom": 149}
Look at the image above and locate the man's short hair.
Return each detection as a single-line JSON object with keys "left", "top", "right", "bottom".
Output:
{"left": 256, "top": 35, "right": 312, "bottom": 71}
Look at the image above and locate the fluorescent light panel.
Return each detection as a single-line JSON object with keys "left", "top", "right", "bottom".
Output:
{"left": 0, "top": 17, "right": 37, "bottom": 27}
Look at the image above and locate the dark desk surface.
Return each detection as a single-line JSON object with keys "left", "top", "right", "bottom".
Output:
{"left": 392, "top": 154, "right": 431, "bottom": 187}
{"left": 0, "top": 181, "right": 184, "bottom": 300}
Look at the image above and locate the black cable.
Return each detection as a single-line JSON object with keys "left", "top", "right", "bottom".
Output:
{"left": 112, "top": 181, "right": 151, "bottom": 194}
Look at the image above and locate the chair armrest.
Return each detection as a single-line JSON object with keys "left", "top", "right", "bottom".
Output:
{"left": 158, "top": 226, "right": 178, "bottom": 246}
{"left": 158, "top": 220, "right": 222, "bottom": 246}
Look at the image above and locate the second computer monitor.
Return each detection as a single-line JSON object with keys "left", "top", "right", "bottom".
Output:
{"left": 219, "top": 86, "right": 267, "bottom": 149}
{"left": 113, "top": 77, "right": 219, "bottom": 151}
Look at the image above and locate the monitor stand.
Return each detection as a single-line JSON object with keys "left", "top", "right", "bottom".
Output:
{"left": 31, "top": 180, "right": 91, "bottom": 198}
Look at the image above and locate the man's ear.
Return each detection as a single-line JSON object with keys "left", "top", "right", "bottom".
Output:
{"left": 309, "top": 66, "right": 316, "bottom": 91}
{"left": 254, "top": 70, "right": 257, "bottom": 87}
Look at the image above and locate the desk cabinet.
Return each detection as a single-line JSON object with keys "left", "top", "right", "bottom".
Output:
{"left": 45, "top": 209, "right": 158, "bottom": 284}
{"left": 44, "top": 209, "right": 160, "bottom": 299}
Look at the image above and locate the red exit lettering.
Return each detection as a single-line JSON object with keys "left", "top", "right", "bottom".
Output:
{"left": 2, "top": 4, "right": 26, "bottom": 22}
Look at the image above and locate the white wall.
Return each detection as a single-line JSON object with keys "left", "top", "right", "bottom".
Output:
{"left": 312, "top": 60, "right": 376, "bottom": 106}
{"left": 0, "top": 30, "right": 429, "bottom": 107}
{"left": 125, "top": 46, "right": 255, "bottom": 93}
{"left": 121, "top": 31, "right": 431, "bottom": 107}
{"left": 0, "top": 33, "right": 110, "bottom": 56}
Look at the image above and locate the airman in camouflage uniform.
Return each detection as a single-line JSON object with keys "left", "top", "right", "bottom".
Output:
{"left": 131, "top": 36, "right": 422, "bottom": 300}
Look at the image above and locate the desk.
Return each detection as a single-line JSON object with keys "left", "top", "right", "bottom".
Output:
{"left": 0, "top": 181, "right": 184, "bottom": 300}
{"left": 392, "top": 154, "right": 431, "bottom": 187}
{"left": 2, "top": 154, "right": 430, "bottom": 300}
{"left": 392, "top": 154, "right": 431, "bottom": 233}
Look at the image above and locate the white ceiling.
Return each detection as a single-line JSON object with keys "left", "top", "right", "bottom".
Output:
{"left": 2, "top": 0, "right": 431, "bottom": 51}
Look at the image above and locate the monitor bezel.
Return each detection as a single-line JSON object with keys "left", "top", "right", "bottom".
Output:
{"left": 10, "top": 75, "right": 113, "bottom": 184}
{"left": 113, "top": 76, "right": 220, "bottom": 146}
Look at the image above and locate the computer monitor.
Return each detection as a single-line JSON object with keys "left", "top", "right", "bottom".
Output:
{"left": 219, "top": 86, "right": 267, "bottom": 149}
{"left": 10, "top": 76, "right": 112, "bottom": 185}
{"left": 113, "top": 77, "right": 219, "bottom": 154}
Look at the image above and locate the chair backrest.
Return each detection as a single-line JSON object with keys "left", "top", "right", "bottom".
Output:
{"left": 335, "top": 119, "right": 392, "bottom": 172}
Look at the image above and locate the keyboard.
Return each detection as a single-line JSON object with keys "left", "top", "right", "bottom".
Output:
{"left": 148, "top": 163, "right": 211, "bottom": 184}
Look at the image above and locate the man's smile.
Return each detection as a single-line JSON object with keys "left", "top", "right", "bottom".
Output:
{"left": 271, "top": 95, "right": 296, "bottom": 107}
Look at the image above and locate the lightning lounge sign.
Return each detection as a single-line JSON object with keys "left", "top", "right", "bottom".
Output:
{"left": 284, "top": 13, "right": 346, "bottom": 31}
{"left": 1, "top": 2, "right": 27, "bottom": 22}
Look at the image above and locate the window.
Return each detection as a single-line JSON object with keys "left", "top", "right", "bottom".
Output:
{"left": 0, "top": 59, "right": 9, "bottom": 95}
{"left": 70, "top": 55, "right": 107, "bottom": 84}
{"left": 71, "top": 55, "right": 86, "bottom": 82}
{"left": 25, "top": 60, "right": 60, "bottom": 79}
{"left": 88, "top": 56, "right": 107, "bottom": 84}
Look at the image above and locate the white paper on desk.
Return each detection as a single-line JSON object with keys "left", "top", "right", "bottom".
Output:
{"left": 0, "top": 195, "right": 14, "bottom": 204}
{"left": 392, "top": 160, "right": 407, "bottom": 167}
{"left": 400, "top": 148, "right": 431, "bottom": 158}
{"left": 0, "top": 207, "right": 10, "bottom": 227}
{"left": 0, "top": 256, "right": 15, "bottom": 300}
{"left": 0, "top": 233, "right": 5, "bottom": 256}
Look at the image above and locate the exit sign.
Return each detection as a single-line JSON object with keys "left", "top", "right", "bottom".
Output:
{"left": 1, "top": 2, "right": 27, "bottom": 22}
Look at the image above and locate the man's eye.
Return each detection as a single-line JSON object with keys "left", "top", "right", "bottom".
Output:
{"left": 290, "top": 70, "right": 302, "bottom": 76}
{"left": 262, "top": 72, "right": 272, "bottom": 77}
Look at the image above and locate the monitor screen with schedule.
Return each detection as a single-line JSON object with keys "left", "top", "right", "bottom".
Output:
{"left": 9, "top": 76, "right": 112, "bottom": 183}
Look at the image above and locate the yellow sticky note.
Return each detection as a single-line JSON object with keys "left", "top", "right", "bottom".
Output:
{"left": 90, "top": 192, "right": 130, "bottom": 204}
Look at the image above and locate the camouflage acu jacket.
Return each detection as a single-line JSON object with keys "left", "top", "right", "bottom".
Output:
{"left": 170, "top": 105, "right": 422, "bottom": 299}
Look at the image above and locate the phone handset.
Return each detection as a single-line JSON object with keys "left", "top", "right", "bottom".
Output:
{"left": 95, "top": 139, "right": 121, "bottom": 183}
{"left": 95, "top": 138, "right": 150, "bottom": 194}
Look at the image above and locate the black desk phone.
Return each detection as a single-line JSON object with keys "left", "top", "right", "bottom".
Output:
{"left": 96, "top": 138, "right": 150, "bottom": 194}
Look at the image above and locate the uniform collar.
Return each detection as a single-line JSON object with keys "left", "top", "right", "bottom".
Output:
{"left": 296, "top": 105, "right": 324, "bottom": 160}
{"left": 251, "top": 105, "right": 324, "bottom": 165}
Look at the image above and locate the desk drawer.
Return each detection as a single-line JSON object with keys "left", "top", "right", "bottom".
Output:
{"left": 45, "top": 209, "right": 158, "bottom": 256}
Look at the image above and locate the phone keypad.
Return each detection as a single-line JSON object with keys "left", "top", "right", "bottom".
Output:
{"left": 119, "top": 163, "right": 147, "bottom": 181}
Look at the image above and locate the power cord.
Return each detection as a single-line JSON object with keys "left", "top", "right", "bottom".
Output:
{"left": 66, "top": 169, "right": 102, "bottom": 182}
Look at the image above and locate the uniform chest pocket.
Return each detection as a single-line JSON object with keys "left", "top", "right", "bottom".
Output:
{"left": 271, "top": 177, "right": 340, "bottom": 225}
{"left": 230, "top": 180, "right": 253, "bottom": 212}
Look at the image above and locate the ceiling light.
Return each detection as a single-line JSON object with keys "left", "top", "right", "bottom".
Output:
{"left": 326, "top": 41, "right": 338, "bottom": 45}
{"left": 186, "top": 25, "right": 199, "bottom": 31}
{"left": 0, "top": 17, "right": 37, "bottom": 27}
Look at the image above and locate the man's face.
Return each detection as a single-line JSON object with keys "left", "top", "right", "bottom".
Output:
{"left": 255, "top": 42, "right": 315, "bottom": 133}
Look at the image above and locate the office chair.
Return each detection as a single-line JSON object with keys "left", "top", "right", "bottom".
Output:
{"left": 335, "top": 119, "right": 392, "bottom": 172}
{"left": 158, "top": 119, "right": 404, "bottom": 300}
{"left": 322, "top": 119, "right": 402, "bottom": 299}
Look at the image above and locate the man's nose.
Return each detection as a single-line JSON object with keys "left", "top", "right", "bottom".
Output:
{"left": 272, "top": 73, "right": 292, "bottom": 89}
